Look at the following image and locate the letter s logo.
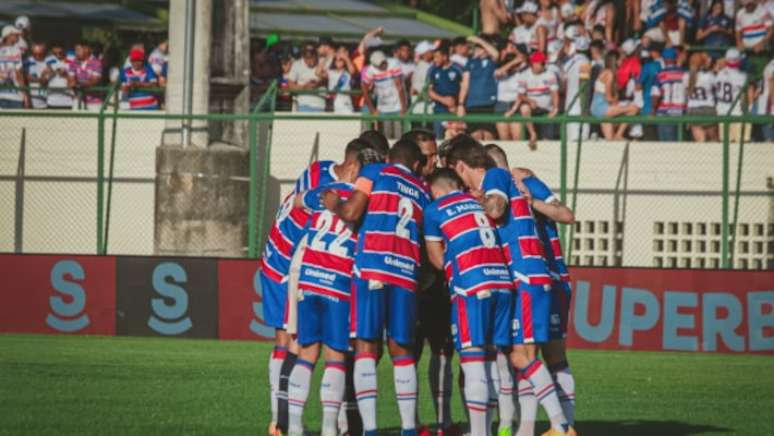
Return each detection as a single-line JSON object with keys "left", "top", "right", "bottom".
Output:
{"left": 147, "top": 262, "right": 193, "bottom": 335}
{"left": 46, "top": 260, "right": 91, "bottom": 332}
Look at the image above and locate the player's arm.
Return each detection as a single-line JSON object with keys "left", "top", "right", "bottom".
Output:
{"left": 325, "top": 172, "right": 373, "bottom": 222}
{"left": 425, "top": 241, "right": 445, "bottom": 270}
{"left": 531, "top": 198, "right": 575, "bottom": 224}
{"left": 483, "top": 194, "right": 507, "bottom": 220}
{"left": 457, "top": 71, "right": 470, "bottom": 116}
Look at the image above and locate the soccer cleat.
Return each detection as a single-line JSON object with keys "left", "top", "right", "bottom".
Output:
{"left": 437, "top": 423, "right": 464, "bottom": 436}
{"left": 417, "top": 425, "right": 432, "bottom": 436}
{"left": 267, "top": 422, "right": 278, "bottom": 436}
{"left": 497, "top": 426, "right": 512, "bottom": 436}
{"left": 540, "top": 427, "right": 577, "bottom": 436}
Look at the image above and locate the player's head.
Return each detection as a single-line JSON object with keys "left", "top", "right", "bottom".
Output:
{"left": 427, "top": 167, "right": 464, "bottom": 200}
{"left": 339, "top": 138, "right": 373, "bottom": 182}
{"left": 358, "top": 130, "right": 390, "bottom": 158}
{"left": 437, "top": 139, "right": 455, "bottom": 168}
{"left": 401, "top": 129, "right": 438, "bottom": 178}
{"left": 445, "top": 134, "right": 495, "bottom": 188}
{"left": 484, "top": 143, "right": 509, "bottom": 169}
{"left": 388, "top": 138, "right": 425, "bottom": 175}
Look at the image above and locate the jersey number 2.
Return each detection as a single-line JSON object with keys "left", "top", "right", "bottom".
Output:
{"left": 396, "top": 197, "right": 413, "bottom": 239}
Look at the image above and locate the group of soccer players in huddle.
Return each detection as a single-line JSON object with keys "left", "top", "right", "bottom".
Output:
{"left": 261, "top": 128, "right": 577, "bottom": 436}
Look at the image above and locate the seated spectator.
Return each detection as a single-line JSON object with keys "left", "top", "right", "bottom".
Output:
{"left": 696, "top": 0, "right": 733, "bottom": 57}
{"left": 45, "top": 45, "right": 74, "bottom": 109}
{"left": 326, "top": 46, "right": 355, "bottom": 113}
{"left": 685, "top": 51, "right": 718, "bottom": 142}
{"left": 288, "top": 43, "right": 326, "bottom": 112}
{"left": 0, "top": 25, "right": 28, "bottom": 109}
{"left": 591, "top": 51, "right": 639, "bottom": 140}
{"left": 361, "top": 49, "right": 407, "bottom": 138}
{"left": 651, "top": 47, "right": 688, "bottom": 141}
{"left": 68, "top": 42, "right": 103, "bottom": 110}
{"left": 120, "top": 48, "right": 160, "bottom": 110}
{"left": 506, "top": 50, "right": 560, "bottom": 149}
{"left": 427, "top": 41, "right": 463, "bottom": 139}
{"left": 148, "top": 40, "right": 168, "bottom": 86}
{"left": 458, "top": 34, "right": 500, "bottom": 140}
{"left": 24, "top": 42, "right": 51, "bottom": 109}
{"left": 735, "top": 0, "right": 771, "bottom": 53}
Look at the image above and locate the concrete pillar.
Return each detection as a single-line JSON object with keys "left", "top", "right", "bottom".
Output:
{"left": 164, "top": 0, "right": 212, "bottom": 147}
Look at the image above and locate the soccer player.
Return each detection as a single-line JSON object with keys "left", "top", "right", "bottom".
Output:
{"left": 323, "top": 139, "right": 430, "bottom": 436}
{"left": 447, "top": 136, "right": 574, "bottom": 436}
{"left": 487, "top": 144, "right": 578, "bottom": 433}
{"left": 424, "top": 168, "right": 514, "bottom": 436}
{"left": 284, "top": 178, "right": 360, "bottom": 436}
{"left": 261, "top": 139, "right": 370, "bottom": 435}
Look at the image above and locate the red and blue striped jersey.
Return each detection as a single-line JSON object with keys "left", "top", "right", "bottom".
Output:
{"left": 522, "top": 176, "right": 570, "bottom": 283}
{"left": 481, "top": 167, "right": 551, "bottom": 286}
{"left": 424, "top": 191, "right": 513, "bottom": 296}
{"left": 297, "top": 182, "right": 357, "bottom": 301}
{"left": 260, "top": 160, "right": 338, "bottom": 283}
{"left": 354, "top": 163, "right": 431, "bottom": 290}
{"left": 119, "top": 65, "right": 159, "bottom": 110}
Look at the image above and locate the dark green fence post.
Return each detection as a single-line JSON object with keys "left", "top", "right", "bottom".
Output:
{"left": 96, "top": 108, "right": 105, "bottom": 254}
{"left": 721, "top": 121, "right": 730, "bottom": 268}
{"left": 559, "top": 116, "right": 568, "bottom": 249}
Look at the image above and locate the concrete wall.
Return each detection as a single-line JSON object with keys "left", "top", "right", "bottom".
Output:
{"left": 1, "top": 114, "right": 772, "bottom": 268}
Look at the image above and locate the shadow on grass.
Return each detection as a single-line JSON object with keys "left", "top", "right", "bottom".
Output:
{"left": 373, "top": 420, "right": 732, "bottom": 435}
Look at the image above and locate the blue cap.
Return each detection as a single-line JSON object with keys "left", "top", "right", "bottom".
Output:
{"left": 662, "top": 47, "right": 677, "bottom": 60}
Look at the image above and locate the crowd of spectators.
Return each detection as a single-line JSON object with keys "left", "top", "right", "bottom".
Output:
{"left": 0, "top": 15, "right": 168, "bottom": 111}
{"left": 253, "top": 0, "right": 774, "bottom": 143}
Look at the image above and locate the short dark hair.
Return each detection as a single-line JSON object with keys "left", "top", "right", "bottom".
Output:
{"left": 452, "top": 36, "right": 467, "bottom": 47}
{"left": 427, "top": 167, "right": 464, "bottom": 191}
{"left": 358, "top": 130, "right": 390, "bottom": 157}
{"left": 388, "top": 138, "right": 424, "bottom": 172}
{"left": 484, "top": 143, "right": 509, "bottom": 168}
{"left": 401, "top": 129, "right": 435, "bottom": 145}
{"left": 445, "top": 134, "right": 495, "bottom": 170}
{"left": 344, "top": 138, "right": 371, "bottom": 161}
{"left": 358, "top": 147, "right": 385, "bottom": 167}
{"left": 397, "top": 39, "right": 411, "bottom": 49}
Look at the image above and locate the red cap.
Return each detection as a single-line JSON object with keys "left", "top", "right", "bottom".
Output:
{"left": 129, "top": 48, "right": 145, "bottom": 62}
{"left": 529, "top": 51, "right": 547, "bottom": 64}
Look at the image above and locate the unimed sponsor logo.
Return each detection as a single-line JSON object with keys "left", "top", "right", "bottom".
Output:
{"left": 567, "top": 268, "right": 774, "bottom": 354}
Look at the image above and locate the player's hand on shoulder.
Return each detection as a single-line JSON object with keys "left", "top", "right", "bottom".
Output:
{"left": 321, "top": 190, "right": 340, "bottom": 211}
{"left": 510, "top": 166, "right": 534, "bottom": 182}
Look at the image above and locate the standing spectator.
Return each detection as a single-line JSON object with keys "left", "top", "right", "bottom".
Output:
{"left": 537, "top": 0, "right": 562, "bottom": 49}
{"left": 591, "top": 51, "right": 640, "bottom": 140}
{"left": 326, "top": 47, "right": 355, "bottom": 113}
{"left": 288, "top": 44, "right": 326, "bottom": 112}
{"left": 646, "top": 0, "right": 695, "bottom": 46}
{"left": 639, "top": 42, "right": 664, "bottom": 133}
{"left": 428, "top": 42, "right": 463, "bottom": 139}
{"left": 120, "top": 48, "right": 160, "bottom": 110}
{"left": 361, "top": 50, "right": 407, "bottom": 138}
{"left": 510, "top": 2, "right": 543, "bottom": 52}
{"left": 735, "top": 0, "right": 772, "bottom": 81}
{"left": 392, "top": 40, "right": 415, "bottom": 83}
{"left": 410, "top": 40, "right": 435, "bottom": 114}
{"left": 561, "top": 27, "right": 592, "bottom": 142}
{"left": 24, "top": 42, "right": 51, "bottom": 109}
{"left": 506, "top": 50, "right": 560, "bottom": 148}
{"left": 458, "top": 35, "right": 500, "bottom": 140}
{"left": 68, "top": 42, "right": 103, "bottom": 110}
{"left": 316, "top": 36, "right": 335, "bottom": 70}
{"left": 450, "top": 36, "right": 470, "bottom": 68}
{"left": 618, "top": 39, "right": 644, "bottom": 137}
{"left": 0, "top": 25, "right": 28, "bottom": 109}
{"left": 480, "top": 0, "right": 513, "bottom": 35}
{"left": 685, "top": 51, "right": 718, "bottom": 142}
{"left": 14, "top": 16, "right": 30, "bottom": 54}
{"left": 148, "top": 40, "right": 168, "bottom": 86}
{"left": 697, "top": 0, "right": 733, "bottom": 58}
{"left": 651, "top": 47, "right": 688, "bottom": 141}
{"left": 583, "top": 0, "right": 616, "bottom": 44}
{"left": 757, "top": 58, "right": 774, "bottom": 140}
{"left": 277, "top": 55, "right": 293, "bottom": 111}
{"left": 715, "top": 48, "right": 755, "bottom": 142}
{"left": 495, "top": 48, "right": 529, "bottom": 140}
{"left": 45, "top": 45, "right": 73, "bottom": 109}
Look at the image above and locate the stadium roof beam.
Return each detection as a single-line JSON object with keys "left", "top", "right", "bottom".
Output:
{"left": 0, "top": 0, "right": 163, "bottom": 29}
{"left": 250, "top": 0, "right": 470, "bottom": 42}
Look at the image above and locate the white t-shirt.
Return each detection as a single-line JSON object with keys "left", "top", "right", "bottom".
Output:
{"left": 25, "top": 57, "right": 50, "bottom": 108}
{"left": 148, "top": 47, "right": 167, "bottom": 76}
{"left": 327, "top": 69, "right": 353, "bottom": 113}
{"left": 714, "top": 67, "right": 747, "bottom": 115}
{"left": 397, "top": 59, "right": 415, "bottom": 80}
{"left": 0, "top": 45, "right": 24, "bottom": 102}
{"left": 411, "top": 60, "right": 432, "bottom": 95}
{"left": 288, "top": 59, "right": 326, "bottom": 110}
{"left": 536, "top": 8, "right": 560, "bottom": 45}
{"left": 496, "top": 68, "right": 523, "bottom": 103}
{"left": 46, "top": 59, "right": 74, "bottom": 108}
{"left": 562, "top": 53, "right": 590, "bottom": 113}
{"left": 510, "top": 24, "right": 537, "bottom": 50}
{"left": 518, "top": 68, "right": 559, "bottom": 111}
{"left": 735, "top": 5, "right": 772, "bottom": 48}
{"left": 362, "top": 61, "right": 403, "bottom": 113}
{"left": 687, "top": 70, "right": 716, "bottom": 109}
{"left": 757, "top": 59, "right": 774, "bottom": 115}
{"left": 450, "top": 54, "right": 468, "bottom": 68}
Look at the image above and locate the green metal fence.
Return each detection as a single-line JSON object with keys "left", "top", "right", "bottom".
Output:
{"left": 0, "top": 103, "right": 772, "bottom": 269}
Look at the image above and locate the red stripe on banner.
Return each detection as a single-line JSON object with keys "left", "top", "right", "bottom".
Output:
{"left": 521, "top": 288, "right": 534, "bottom": 342}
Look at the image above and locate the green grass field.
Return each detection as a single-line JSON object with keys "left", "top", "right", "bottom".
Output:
{"left": 0, "top": 334, "right": 772, "bottom": 435}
